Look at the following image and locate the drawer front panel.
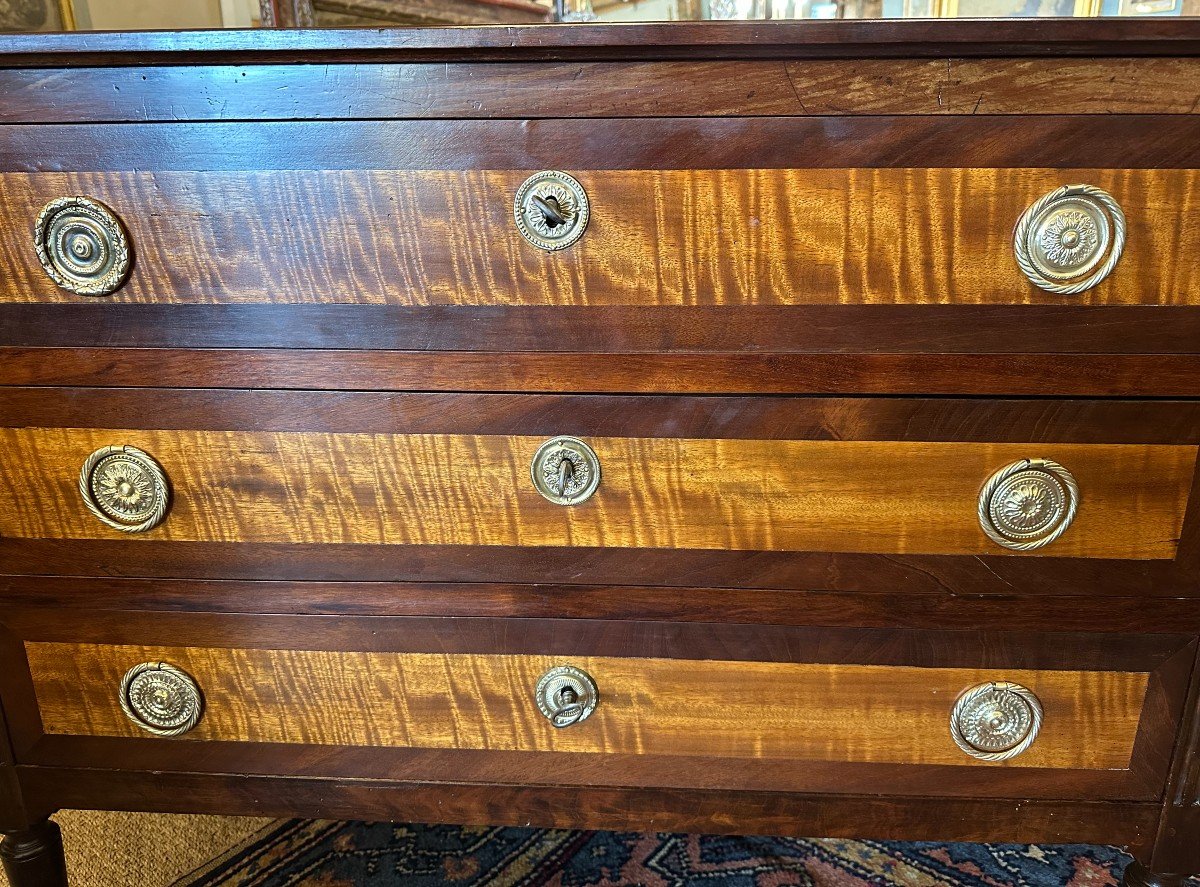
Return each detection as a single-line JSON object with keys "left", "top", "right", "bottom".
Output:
{"left": 4, "top": 390, "right": 1200, "bottom": 594}
{"left": 1, "top": 426, "right": 1192, "bottom": 560}
{"left": 6, "top": 609, "right": 1189, "bottom": 802}
{"left": 26, "top": 642, "right": 1146, "bottom": 771}
{"left": 1, "top": 167, "right": 1197, "bottom": 309}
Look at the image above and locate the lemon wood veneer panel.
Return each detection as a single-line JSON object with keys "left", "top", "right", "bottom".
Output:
{"left": 1, "top": 428, "right": 1192, "bottom": 558}
{"left": 2, "top": 168, "right": 1199, "bottom": 306}
{"left": 26, "top": 643, "right": 1148, "bottom": 770}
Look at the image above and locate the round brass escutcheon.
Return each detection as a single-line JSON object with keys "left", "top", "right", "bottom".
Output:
{"left": 950, "top": 681, "right": 1043, "bottom": 762}
{"left": 119, "top": 661, "right": 204, "bottom": 737}
{"left": 978, "top": 458, "right": 1078, "bottom": 552}
{"left": 34, "top": 196, "right": 132, "bottom": 296}
{"left": 1013, "top": 184, "right": 1125, "bottom": 295}
{"left": 79, "top": 445, "right": 170, "bottom": 533}
{"left": 530, "top": 436, "right": 601, "bottom": 505}
{"left": 514, "top": 170, "right": 590, "bottom": 251}
{"left": 535, "top": 665, "right": 598, "bottom": 729}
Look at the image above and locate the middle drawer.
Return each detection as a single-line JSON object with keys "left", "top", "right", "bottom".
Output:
{"left": 2, "top": 389, "right": 1197, "bottom": 597}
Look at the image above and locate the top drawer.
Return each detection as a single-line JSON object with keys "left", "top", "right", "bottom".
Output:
{"left": 6, "top": 14, "right": 1200, "bottom": 404}
{"left": 0, "top": 158, "right": 1195, "bottom": 309}
{"left": 0, "top": 163, "right": 1195, "bottom": 309}
{"left": 4, "top": 115, "right": 1200, "bottom": 397}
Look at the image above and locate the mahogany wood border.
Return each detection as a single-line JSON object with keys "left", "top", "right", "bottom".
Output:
{"left": 14, "top": 769, "right": 1163, "bottom": 852}
{"left": 8, "top": 306, "right": 1200, "bottom": 355}
{"left": 6, "top": 349, "right": 1200, "bottom": 397}
{"left": 4, "top": 729, "right": 1156, "bottom": 801}
{"left": 6, "top": 539, "right": 1200, "bottom": 597}
{"left": 8, "top": 577, "right": 1200, "bottom": 634}
{"left": 2, "top": 117, "right": 1200, "bottom": 172}
{"left": 5, "top": 737, "right": 1162, "bottom": 802}
{"left": 3, "top": 611, "right": 1183, "bottom": 670}
{"left": 1, "top": 20, "right": 1200, "bottom": 64}
{"left": 4, "top": 59, "right": 1200, "bottom": 123}
{"left": 6, "top": 389, "right": 1200, "bottom": 441}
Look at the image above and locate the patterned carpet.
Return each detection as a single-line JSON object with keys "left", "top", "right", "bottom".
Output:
{"left": 172, "top": 820, "right": 1184, "bottom": 886}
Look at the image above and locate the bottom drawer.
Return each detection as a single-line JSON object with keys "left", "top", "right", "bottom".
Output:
{"left": 2, "top": 610, "right": 1192, "bottom": 802}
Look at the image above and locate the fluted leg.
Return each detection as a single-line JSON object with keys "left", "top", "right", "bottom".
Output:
{"left": 0, "top": 818, "right": 68, "bottom": 887}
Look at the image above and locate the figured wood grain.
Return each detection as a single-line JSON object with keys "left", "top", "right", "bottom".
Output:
{"left": 0, "top": 428, "right": 1192, "bottom": 559}
{"left": 3, "top": 58, "right": 1199, "bottom": 123}
{"left": 25, "top": 643, "right": 1148, "bottom": 771}
{"left": 3, "top": 168, "right": 1200, "bottom": 306}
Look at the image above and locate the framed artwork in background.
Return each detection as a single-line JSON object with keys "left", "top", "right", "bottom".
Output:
{"left": 0, "top": 0, "right": 259, "bottom": 30}
{"left": 0, "top": 0, "right": 73, "bottom": 30}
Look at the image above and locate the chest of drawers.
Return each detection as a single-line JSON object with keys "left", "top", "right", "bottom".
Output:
{"left": 2, "top": 19, "right": 1200, "bottom": 887}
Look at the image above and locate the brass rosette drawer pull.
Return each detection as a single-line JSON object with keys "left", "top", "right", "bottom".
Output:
{"left": 79, "top": 445, "right": 170, "bottom": 533}
{"left": 514, "top": 170, "right": 589, "bottom": 251}
{"left": 950, "top": 681, "right": 1043, "bottom": 762}
{"left": 531, "top": 436, "right": 601, "bottom": 505}
{"left": 978, "top": 458, "right": 1078, "bottom": 551}
{"left": 34, "top": 195, "right": 132, "bottom": 296}
{"left": 119, "top": 661, "right": 204, "bottom": 737}
{"left": 535, "top": 665, "right": 598, "bottom": 729}
{"left": 1013, "top": 184, "right": 1125, "bottom": 295}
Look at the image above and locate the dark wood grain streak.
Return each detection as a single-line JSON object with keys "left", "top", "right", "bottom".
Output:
{"left": 9, "top": 305, "right": 1200, "bottom": 354}
{"left": 6, "top": 348, "right": 1200, "bottom": 396}
{"left": 4, "top": 117, "right": 1200, "bottom": 172}
{"left": 3, "top": 610, "right": 1182, "bottom": 673}
{"left": 8, "top": 577, "right": 1200, "bottom": 634}
{"left": 7, "top": 389, "right": 1200, "bottom": 443}
{"left": 0, "top": 62, "right": 836, "bottom": 123}
{"left": 7, "top": 538, "right": 1199, "bottom": 597}
{"left": 1, "top": 20, "right": 1199, "bottom": 64}
{"left": 8, "top": 738, "right": 1160, "bottom": 802}
{"left": 4, "top": 58, "right": 1200, "bottom": 123}
{"left": 15, "top": 769, "right": 1161, "bottom": 851}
